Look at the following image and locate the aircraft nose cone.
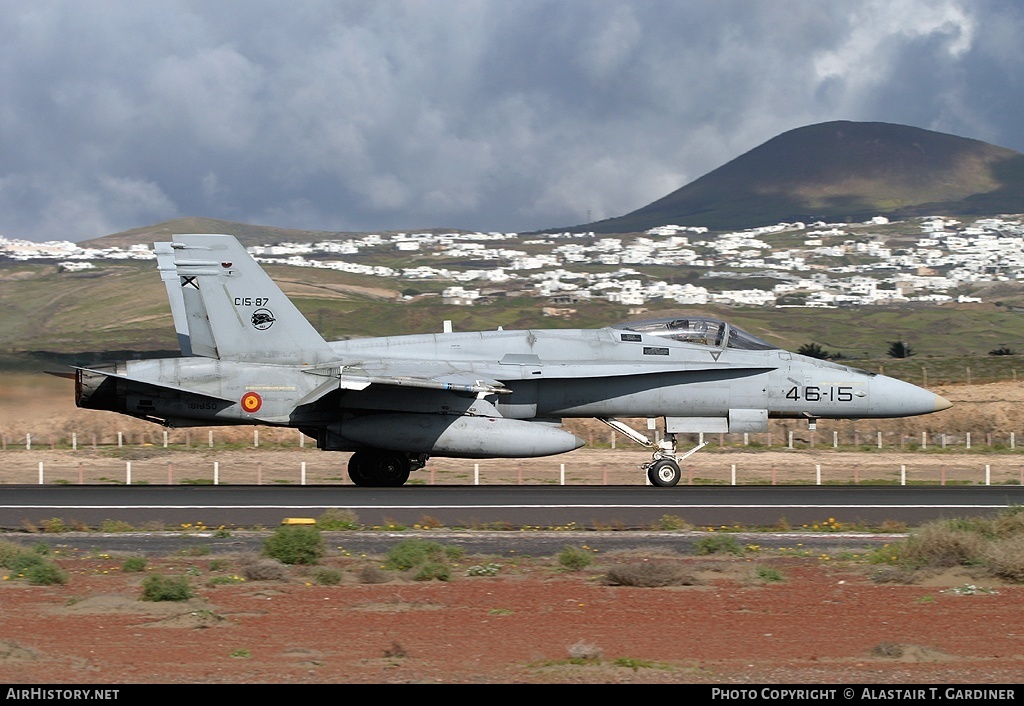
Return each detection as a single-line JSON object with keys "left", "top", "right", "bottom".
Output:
{"left": 871, "top": 376, "right": 953, "bottom": 417}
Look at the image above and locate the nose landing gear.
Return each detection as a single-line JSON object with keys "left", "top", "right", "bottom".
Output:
{"left": 597, "top": 418, "right": 708, "bottom": 487}
{"left": 646, "top": 458, "right": 682, "bottom": 487}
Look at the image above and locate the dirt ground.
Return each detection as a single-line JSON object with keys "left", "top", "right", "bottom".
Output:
{"left": 1, "top": 540, "right": 1023, "bottom": 684}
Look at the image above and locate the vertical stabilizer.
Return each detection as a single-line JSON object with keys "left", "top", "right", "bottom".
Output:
{"left": 169, "top": 234, "right": 335, "bottom": 364}
{"left": 154, "top": 242, "right": 193, "bottom": 356}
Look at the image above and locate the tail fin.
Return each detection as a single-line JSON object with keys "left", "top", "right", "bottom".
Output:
{"left": 154, "top": 242, "right": 193, "bottom": 356}
{"left": 167, "top": 234, "right": 335, "bottom": 364}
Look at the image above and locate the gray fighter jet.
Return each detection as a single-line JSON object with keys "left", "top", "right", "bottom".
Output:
{"left": 74, "top": 234, "right": 952, "bottom": 487}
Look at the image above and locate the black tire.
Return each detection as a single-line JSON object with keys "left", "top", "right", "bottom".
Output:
{"left": 347, "top": 452, "right": 376, "bottom": 487}
{"left": 647, "top": 459, "right": 681, "bottom": 487}
{"left": 349, "top": 451, "right": 411, "bottom": 487}
{"left": 373, "top": 454, "right": 411, "bottom": 487}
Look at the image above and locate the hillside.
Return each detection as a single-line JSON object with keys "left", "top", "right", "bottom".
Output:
{"left": 79, "top": 217, "right": 357, "bottom": 249}
{"left": 576, "top": 121, "right": 1024, "bottom": 233}
{"left": 82, "top": 217, "right": 477, "bottom": 250}
{"left": 83, "top": 121, "right": 1024, "bottom": 247}
{"left": 4, "top": 254, "right": 1024, "bottom": 380}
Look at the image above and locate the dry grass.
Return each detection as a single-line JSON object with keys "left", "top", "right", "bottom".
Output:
{"left": 604, "top": 561, "right": 704, "bottom": 587}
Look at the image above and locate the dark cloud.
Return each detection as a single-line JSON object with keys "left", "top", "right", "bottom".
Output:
{"left": 0, "top": 0, "right": 1021, "bottom": 241}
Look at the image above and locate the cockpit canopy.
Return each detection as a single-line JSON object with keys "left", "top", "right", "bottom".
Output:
{"left": 613, "top": 317, "right": 778, "bottom": 351}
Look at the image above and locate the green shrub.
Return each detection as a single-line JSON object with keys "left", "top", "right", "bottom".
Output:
{"left": 0, "top": 540, "right": 26, "bottom": 567}
{"left": 656, "top": 514, "right": 692, "bottom": 531}
{"left": 866, "top": 543, "right": 903, "bottom": 565}
{"left": 316, "top": 509, "right": 361, "bottom": 530}
{"left": 100, "top": 519, "right": 136, "bottom": 533}
{"left": 0, "top": 541, "right": 67, "bottom": 584}
{"left": 612, "top": 657, "right": 667, "bottom": 671}
{"left": 312, "top": 567, "right": 343, "bottom": 585}
{"left": 413, "top": 562, "right": 450, "bottom": 582}
{"left": 39, "top": 518, "right": 73, "bottom": 533}
{"left": 754, "top": 565, "right": 784, "bottom": 583}
{"left": 141, "top": 574, "right": 194, "bottom": 601}
{"left": 383, "top": 539, "right": 447, "bottom": 570}
{"left": 558, "top": 545, "right": 594, "bottom": 571}
{"left": 262, "top": 525, "right": 324, "bottom": 565}
{"left": 694, "top": 534, "right": 744, "bottom": 556}
{"left": 379, "top": 539, "right": 463, "bottom": 580}
{"left": 25, "top": 561, "right": 68, "bottom": 586}
{"left": 121, "top": 556, "right": 147, "bottom": 572}
{"left": 4, "top": 552, "right": 45, "bottom": 573}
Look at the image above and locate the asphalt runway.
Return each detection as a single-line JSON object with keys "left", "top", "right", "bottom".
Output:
{"left": 1, "top": 483, "right": 1023, "bottom": 531}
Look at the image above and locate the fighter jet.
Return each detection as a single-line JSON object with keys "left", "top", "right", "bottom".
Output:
{"left": 74, "top": 234, "right": 952, "bottom": 487}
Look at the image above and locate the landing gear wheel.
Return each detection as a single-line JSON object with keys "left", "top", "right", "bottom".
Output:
{"left": 647, "top": 459, "right": 681, "bottom": 487}
{"left": 347, "top": 452, "right": 376, "bottom": 487}
{"left": 347, "top": 451, "right": 411, "bottom": 487}
{"left": 374, "top": 454, "right": 411, "bottom": 487}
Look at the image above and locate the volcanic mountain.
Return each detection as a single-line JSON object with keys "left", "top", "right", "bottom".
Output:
{"left": 576, "top": 120, "right": 1024, "bottom": 233}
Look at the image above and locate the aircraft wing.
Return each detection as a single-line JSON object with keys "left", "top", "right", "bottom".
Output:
{"left": 298, "top": 363, "right": 511, "bottom": 406}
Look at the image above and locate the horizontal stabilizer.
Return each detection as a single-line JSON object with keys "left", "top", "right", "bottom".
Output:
{"left": 74, "top": 366, "right": 236, "bottom": 403}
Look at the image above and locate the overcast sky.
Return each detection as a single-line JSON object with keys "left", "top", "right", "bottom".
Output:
{"left": 2, "top": 0, "right": 1023, "bottom": 242}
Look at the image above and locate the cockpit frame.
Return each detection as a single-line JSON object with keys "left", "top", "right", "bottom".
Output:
{"left": 613, "top": 316, "right": 778, "bottom": 351}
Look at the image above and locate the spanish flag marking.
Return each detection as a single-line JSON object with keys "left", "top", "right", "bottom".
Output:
{"left": 241, "top": 391, "right": 262, "bottom": 413}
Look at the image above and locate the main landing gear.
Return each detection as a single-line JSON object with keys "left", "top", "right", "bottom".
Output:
{"left": 347, "top": 451, "right": 428, "bottom": 487}
{"left": 597, "top": 418, "right": 708, "bottom": 487}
